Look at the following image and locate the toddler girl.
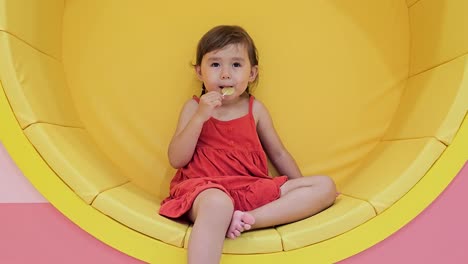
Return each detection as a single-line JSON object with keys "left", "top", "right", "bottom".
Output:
{"left": 160, "top": 25, "right": 336, "bottom": 264}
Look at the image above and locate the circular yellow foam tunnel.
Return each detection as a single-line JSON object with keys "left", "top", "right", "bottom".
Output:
{"left": 1, "top": 0, "right": 467, "bottom": 263}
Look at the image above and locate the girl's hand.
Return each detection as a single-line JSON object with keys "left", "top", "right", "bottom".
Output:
{"left": 194, "top": 91, "right": 223, "bottom": 122}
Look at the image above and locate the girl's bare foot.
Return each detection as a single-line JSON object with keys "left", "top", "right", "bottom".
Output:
{"left": 226, "top": 210, "right": 255, "bottom": 239}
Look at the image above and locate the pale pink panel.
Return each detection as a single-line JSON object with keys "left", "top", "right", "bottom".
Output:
{"left": 0, "top": 142, "right": 47, "bottom": 203}
{"left": 0, "top": 203, "right": 143, "bottom": 264}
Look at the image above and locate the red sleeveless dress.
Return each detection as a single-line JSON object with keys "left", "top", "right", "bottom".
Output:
{"left": 159, "top": 95, "right": 288, "bottom": 218}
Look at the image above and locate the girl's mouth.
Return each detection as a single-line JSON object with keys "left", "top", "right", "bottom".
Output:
{"left": 221, "top": 87, "right": 235, "bottom": 96}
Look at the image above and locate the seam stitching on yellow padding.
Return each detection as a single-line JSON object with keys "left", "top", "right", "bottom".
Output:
{"left": 182, "top": 221, "right": 191, "bottom": 248}
{"left": 409, "top": 52, "right": 468, "bottom": 78}
{"left": 274, "top": 226, "right": 286, "bottom": 252}
{"left": 444, "top": 111, "right": 468, "bottom": 146}
{"left": 0, "top": 79, "right": 25, "bottom": 136}
{"left": 0, "top": 30, "right": 61, "bottom": 62}
{"left": 382, "top": 136, "right": 448, "bottom": 147}
{"left": 23, "top": 121, "right": 84, "bottom": 130}
{"left": 338, "top": 194, "right": 378, "bottom": 215}
{"left": 89, "top": 180, "right": 131, "bottom": 205}
{"left": 387, "top": 142, "right": 449, "bottom": 214}
{"left": 408, "top": 0, "right": 422, "bottom": 8}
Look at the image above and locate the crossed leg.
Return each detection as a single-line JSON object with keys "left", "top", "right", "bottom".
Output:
{"left": 228, "top": 175, "right": 336, "bottom": 237}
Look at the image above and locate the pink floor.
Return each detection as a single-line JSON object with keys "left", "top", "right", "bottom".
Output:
{"left": 0, "top": 142, "right": 467, "bottom": 263}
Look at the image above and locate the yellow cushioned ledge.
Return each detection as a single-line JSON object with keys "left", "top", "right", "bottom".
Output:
{"left": 384, "top": 55, "right": 468, "bottom": 144}
{"left": 341, "top": 138, "right": 446, "bottom": 213}
{"left": 0, "top": 32, "right": 82, "bottom": 128}
{"left": 183, "top": 195, "right": 376, "bottom": 253}
{"left": 277, "top": 195, "right": 375, "bottom": 251}
{"left": 184, "top": 226, "right": 283, "bottom": 254}
{"left": 92, "top": 183, "right": 188, "bottom": 248}
{"left": 24, "top": 123, "right": 128, "bottom": 204}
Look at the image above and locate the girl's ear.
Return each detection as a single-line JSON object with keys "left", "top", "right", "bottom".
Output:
{"left": 195, "top": 65, "right": 203, "bottom": 81}
{"left": 249, "top": 65, "right": 258, "bottom": 82}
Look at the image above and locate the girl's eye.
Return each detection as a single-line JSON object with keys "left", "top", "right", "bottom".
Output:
{"left": 233, "top": 62, "right": 241, "bottom": 67}
{"left": 211, "top": 63, "right": 220, "bottom": 67}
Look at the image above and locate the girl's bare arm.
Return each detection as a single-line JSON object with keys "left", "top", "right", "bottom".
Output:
{"left": 255, "top": 100, "right": 303, "bottom": 179}
{"left": 168, "top": 100, "right": 204, "bottom": 168}
{"left": 168, "top": 92, "right": 223, "bottom": 168}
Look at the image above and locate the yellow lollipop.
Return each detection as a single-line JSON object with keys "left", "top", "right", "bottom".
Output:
{"left": 222, "top": 87, "right": 235, "bottom": 96}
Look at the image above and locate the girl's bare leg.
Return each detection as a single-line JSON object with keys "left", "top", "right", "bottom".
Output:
{"left": 250, "top": 175, "right": 336, "bottom": 229}
{"left": 228, "top": 176, "right": 336, "bottom": 237}
{"left": 187, "top": 188, "right": 234, "bottom": 264}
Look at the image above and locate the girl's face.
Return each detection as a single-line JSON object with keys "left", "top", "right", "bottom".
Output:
{"left": 196, "top": 44, "right": 258, "bottom": 99}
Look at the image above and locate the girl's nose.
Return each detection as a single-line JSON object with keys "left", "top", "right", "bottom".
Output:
{"left": 221, "top": 67, "right": 231, "bottom": 79}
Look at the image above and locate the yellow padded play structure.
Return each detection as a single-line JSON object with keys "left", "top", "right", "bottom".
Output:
{"left": 1, "top": 0, "right": 467, "bottom": 263}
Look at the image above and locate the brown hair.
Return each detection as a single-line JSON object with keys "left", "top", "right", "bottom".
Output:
{"left": 195, "top": 25, "right": 259, "bottom": 94}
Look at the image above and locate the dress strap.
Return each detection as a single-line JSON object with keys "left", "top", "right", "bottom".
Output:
{"left": 249, "top": 95, "right": 255, "bottom": 114}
